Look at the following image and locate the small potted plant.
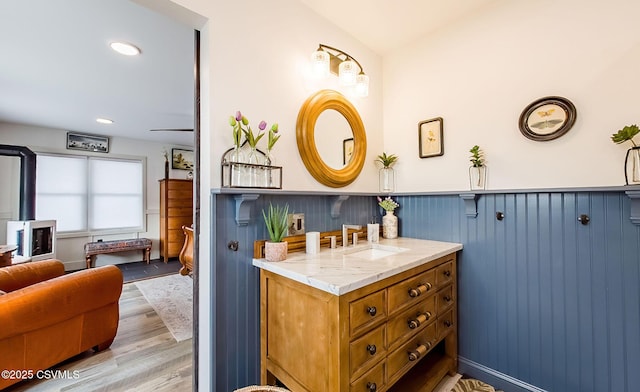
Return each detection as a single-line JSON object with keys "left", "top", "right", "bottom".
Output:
{"left": 262, "top": 203, "right": 289, "bottom": 262}
{"left": 375, "top": 152, "right": 398, "bottom": 192}
{"left": 469, "top": 145, "right": 487, "bottom": 190}
{"left": 611, "top": 124, "right": 640, "bottom": 184}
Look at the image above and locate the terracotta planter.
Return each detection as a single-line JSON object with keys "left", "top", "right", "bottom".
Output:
{"left": 265, "top": 241, "right": 288, "bottom": 262}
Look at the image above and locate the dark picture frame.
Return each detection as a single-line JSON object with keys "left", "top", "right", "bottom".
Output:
{"left": 66, "top": 132, "right": 109, "bottom": 153}
{"left": 518, "top": 96, "right": 577, "bottom": 141}
{"left": 172, "top": 148, "right": 194, "bottom": 170}
{"left": 343, "top": 138, "right": 354, "bottom": 165}
{"left": 418, "top": 117, "right": 444, "bottom": 158}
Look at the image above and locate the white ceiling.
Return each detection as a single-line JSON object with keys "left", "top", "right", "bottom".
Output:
{"left": 298, "top": 0, "right": 498, "bottom": 55}
{"left": 0, "top": 0, "right": 497, "bottom": 147}
{"left": 0, "top": 0, "right": 195, "bottom": 146}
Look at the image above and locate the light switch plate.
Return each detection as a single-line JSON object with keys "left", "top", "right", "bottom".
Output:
{"left": 287, "top": 213, "right": 305, "bottom": 235}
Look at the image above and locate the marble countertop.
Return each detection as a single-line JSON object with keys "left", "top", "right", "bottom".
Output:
{"left": 252, "top": 237, "right": 463, "bottom": 295}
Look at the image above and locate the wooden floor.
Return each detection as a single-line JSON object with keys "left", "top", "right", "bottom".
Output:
{"left": 5, "top": 282, "right": 194, "bottom": 392}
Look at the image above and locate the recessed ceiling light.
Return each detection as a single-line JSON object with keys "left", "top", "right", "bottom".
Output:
{"left": 96, "top": 118, "right": 113, "bottom": 124}
{"left": 109, "top": 41, "right": 141, "bottom": 56}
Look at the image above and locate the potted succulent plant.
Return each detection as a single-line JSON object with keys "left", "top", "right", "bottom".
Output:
{"left": 469, "top": 145, "right": 487, "bottom": 190}
{"left": 262, "top": 203, "right": 289, "bottom": 262}
{"left": 375, "top": 152, "right": 398, "bottom": 192}
{"left": 611, "top": 124, "right": 640, "bottom": 184}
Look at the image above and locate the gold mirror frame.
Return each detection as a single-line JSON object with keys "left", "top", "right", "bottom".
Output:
{"left": 296, "top": 89, "right": 367, "bottom": 188}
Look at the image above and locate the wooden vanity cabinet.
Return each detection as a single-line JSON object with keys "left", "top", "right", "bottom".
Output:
{"left": 259, "top": 253, "right": 457, "bottom": 392}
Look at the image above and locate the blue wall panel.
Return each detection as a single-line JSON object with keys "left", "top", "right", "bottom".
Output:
{"left": 396, "top": 191, "right": 640, "bottom": 392}
{"left": 212, "top": 190, "right": 640, "bottom": 392}
{"left": 211, "top": 193, "right": 377, "bottom": 391}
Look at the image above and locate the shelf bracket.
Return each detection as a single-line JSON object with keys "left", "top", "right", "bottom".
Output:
{"left": 459, "top": 193, "right": 478, "bottom": 218}
{"left": 625, "top": 190, "right": 640, "bottom": 225}
{"left": 331, "top": 195, "right": 350, "bottom": 218}
{"left": 234, "top": 194, "right": 260, "bottom": 226}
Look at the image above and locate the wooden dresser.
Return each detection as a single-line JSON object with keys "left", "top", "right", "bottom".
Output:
{"left": 258, "top": 248, "right": 458, "bottom": 392}
{"left": 159, "top": 179, "right": 193, "bottom": 263}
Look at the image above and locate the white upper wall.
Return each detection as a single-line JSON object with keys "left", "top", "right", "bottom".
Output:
{"left": 383, "top": 0, "right": 640, "bottom": 191}
{"left": 173, "top": 0, "right": 384, "bottom": 192}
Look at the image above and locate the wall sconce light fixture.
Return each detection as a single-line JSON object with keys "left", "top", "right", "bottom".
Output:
{"left": 311, "top": 44, "right": 369, "bottom": 97}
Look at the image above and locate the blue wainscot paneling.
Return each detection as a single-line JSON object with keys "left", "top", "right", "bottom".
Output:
{"left": 397, "top": 191, "right": 640, "bottom": 392}
{"left": 210, "top": 192, "right": 378, "bottom": 391}
{"left": 210, "top": 189, "right": 640, "bottom": 392}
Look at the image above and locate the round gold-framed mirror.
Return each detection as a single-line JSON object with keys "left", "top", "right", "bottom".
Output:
{"left": 296, "top": 89, "right": 366, "bottom": 188}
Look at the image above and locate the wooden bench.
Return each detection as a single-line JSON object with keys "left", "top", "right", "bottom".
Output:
{"left": 84, "top": 238, "right": 152, "bottom": 269}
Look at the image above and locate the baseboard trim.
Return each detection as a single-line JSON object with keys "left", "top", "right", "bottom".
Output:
{"left": 458, "top": 357, "right": 548, "bottom": 392}
{"left": 62, "top": 259, "right": 85, "bottom": 271}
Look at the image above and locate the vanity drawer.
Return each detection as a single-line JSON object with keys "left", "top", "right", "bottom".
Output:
{"left": 350, "top": 360, "right": 385, "bottom": 392}
{"left": 350, "top": 324, "right": 386, "bottom": 380}
{"left": 388, "top": 269, "right": 435, "bottom": 315}
{"left": 435, "top": 260, "right": 454, "bottom": 288}
{"left": 436, "top": 285, "right": 454, "bottom": 314}
{"left": 387, "top": 295, "right": 436, "bottom": 351}
{"left": 350, "top": 289, "right": 387, "bottom": 336}
{"left": 387, "top": 321, "right": 437, "bottom": 383}
{"left": 437, "top": 309, "right": 455, "bottom": 339}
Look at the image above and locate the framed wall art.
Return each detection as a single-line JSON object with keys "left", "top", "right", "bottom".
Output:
{"left": 518, "top": 96, "right": 577, "bottom": 141}
{"left": 66, "top": 132, "right": 109, "bottom": 153}
{"left": 418, "top": 117, "right": 444, "bottom": 158}
{"left": 343, "top": 138, "right": 354, "bottom": 165}
{"left": 172, "top": 148, "right": 194, "bottom": 170}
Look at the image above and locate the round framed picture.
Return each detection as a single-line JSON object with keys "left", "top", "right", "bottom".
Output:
{"left": 518, "top": 96, "right": 577, "bottom": 141}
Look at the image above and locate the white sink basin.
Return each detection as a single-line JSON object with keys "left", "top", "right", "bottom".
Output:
{"left": 343, "top": 244, "right": 408, "bottom": 260}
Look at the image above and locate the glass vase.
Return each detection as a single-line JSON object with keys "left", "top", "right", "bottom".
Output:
{"left": 230, "top": 146, "right": 245, "bottom": 187}
{"left": 625, "top": 147, "right": 640, "bottom": 185}
{"left": 247, "top": 147, "right": 261, "bottom": 187}
{"left": 379, "top": 167, "right": 395, "bottom": 192}
{"left": 469, "top": 165, "right": 487, "bottom": 190}
{"left": 264, "top": 150, "right": 276, "bottom": 188}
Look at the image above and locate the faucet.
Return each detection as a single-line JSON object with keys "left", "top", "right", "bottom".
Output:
{"left": 342, "top": 224, "right": 362, "bottom": 247}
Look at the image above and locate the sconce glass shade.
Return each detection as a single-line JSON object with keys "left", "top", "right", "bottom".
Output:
{"left": 311, "top": 49, "right": 330, "bottom": 77}
{"left": 355, "top": 73, "right": 369, "bottom": 97}
{"left": 339, "top": 59, "right": 357, "bottom": 86}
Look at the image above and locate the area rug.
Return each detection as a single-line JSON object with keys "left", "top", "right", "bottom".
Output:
{"left": 434, "top": 374, "right": 503, "bottom": 392}
{"left": 134, "top": 273, "right": 193, "bottom": 342}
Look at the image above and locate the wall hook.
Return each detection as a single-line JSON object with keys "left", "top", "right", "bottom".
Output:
{"left": 496, "top": 211, "right": 505, "bottom": 221}
{"left": 228, "top": 240, "right": 239, "bottom": 251}
{"left": 578, "top": 214, "right": 590, "bottom": 225}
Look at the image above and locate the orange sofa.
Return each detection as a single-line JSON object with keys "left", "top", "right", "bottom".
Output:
{"left": 0, "top": 259, "right": 123, "bottom": 390}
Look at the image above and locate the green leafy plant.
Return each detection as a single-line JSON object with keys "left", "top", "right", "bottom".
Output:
{"left": 469, "top": 145, "right": 485, "bottom": 167}
{"left": 267, "top": 123, "right": 280, "bottom": 152}
{"left": 262, "top": 203, "right": 289, "bottom": 243}
{"left": 611, "top": 124, "right": 639, "bottom": 147}
{"left": 375, "top": 152, "right": 398, "bottom": 168}
{"left": 377, "top": 196, "right": 399, "bottom": 212}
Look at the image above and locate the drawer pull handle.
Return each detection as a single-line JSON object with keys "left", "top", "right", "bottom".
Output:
{"left": 367, "top": 306, "right": 377, "bottom": 317}
{"left": 408, "top": 311, "right": 432, "bottom": 329}
{"left": 366, "top": 344, "right": 377, "bottom": 355}
{"left": 443, "top": 270, "right": 451, "bottom": 277}
{"left": 408, "top": 342, "right": 432, "bottom": 361}
{"left": 408, "top": 282, "right": 432, "bottom": 297}
{"left": 366, "top": 382, "right": 377, "bottom": 391}
{"left": 444, "top": 320, "right": 453, "bottom": 327}
{"left": 443, "top": 295, "right": 452, "bottom": 302}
